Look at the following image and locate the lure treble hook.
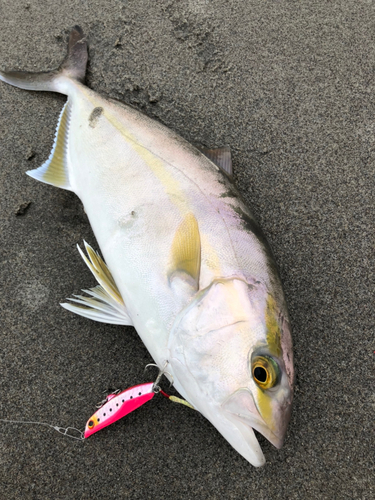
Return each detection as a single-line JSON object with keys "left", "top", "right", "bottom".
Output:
{"left": 144, "top": 360, "right": 174, "bottom": 393}
{"left": 95, "top": 388, "right": 121, "bottom": 409}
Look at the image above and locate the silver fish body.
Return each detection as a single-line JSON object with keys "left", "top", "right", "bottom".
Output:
{"left": 0, "top": 27, "right": 294, "bottom": 466}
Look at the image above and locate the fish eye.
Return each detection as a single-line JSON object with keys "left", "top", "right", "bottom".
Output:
{"left": 88, "top": 420, "right": 95, "bottom": 429}
{"left": 252, "top": 356, "right": 279, "bottom": 390}
{"left": 254, "top": 366, "right": 267, "bottom": 383}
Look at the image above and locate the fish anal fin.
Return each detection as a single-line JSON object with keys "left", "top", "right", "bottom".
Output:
{"left": 198, "top": 146, "right": 233, "bottom": 178}
{"left": 26, "top": 102, "right": 72, "bottom": 190}
{"left": 169, "top": 213, "right": 201, "bottom": 290}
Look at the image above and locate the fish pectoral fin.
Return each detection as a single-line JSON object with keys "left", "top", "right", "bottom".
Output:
{"left": 61, "top": 285, "right": 133, "bottom": 325}
{"left": 169, "top": 212, "right": 201, "bottom": 291}
{"left": 26, "top": 101, "right": 73, "bottom": 190}
{"left": 60, "top": 242, "right": 133, "bottom": 326}
{"left": 198, "top": 146, "right": 233, "bottom": 178}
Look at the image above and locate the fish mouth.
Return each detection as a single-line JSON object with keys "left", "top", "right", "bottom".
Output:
{"left": 222, "top": 388, "right": 286, "bottom": 451}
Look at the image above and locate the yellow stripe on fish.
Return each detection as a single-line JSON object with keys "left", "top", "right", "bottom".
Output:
{"left": 79, "top": 84, "right": 190, "bottom": 214}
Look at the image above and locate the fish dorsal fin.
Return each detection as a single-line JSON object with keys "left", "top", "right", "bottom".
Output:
{"left": 198, "top": 146, "right": 233, "bottom": 178}
{"left": 60, "top": 242, "right": 133, "bottom": 325}
{"left": 26, "top": 102, "right": 72, "bottom": 190}
{"left": 169, "top": 213, "right": 201, "bottom": 290}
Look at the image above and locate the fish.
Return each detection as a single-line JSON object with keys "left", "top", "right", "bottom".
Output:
{"left": 0, "top": 26, "right": 294, "bottom": 467}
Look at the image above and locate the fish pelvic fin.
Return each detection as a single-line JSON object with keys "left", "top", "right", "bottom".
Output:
{"left": 61, "top": 242, "right": 133, "bottom": 326}
{"left": 0, "top": 26, "right": 87, "bottom": 95}
{"left": 61, "top": 286, "right": 133, "bottom": 326}
{"left": 26, "top": 101, "right": 72, "bottom": 190}
{"left": 78, "top": 241, "right": 125, "bottom": 306}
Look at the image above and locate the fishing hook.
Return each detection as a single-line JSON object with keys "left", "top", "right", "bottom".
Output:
{"left": 96, "top": 388, "right": 121, "bottom": 409}
{"left": 144, "top": 361, "right": 174, "bottom": 393}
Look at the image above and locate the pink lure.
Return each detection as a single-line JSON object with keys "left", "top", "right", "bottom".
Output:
{"left": 84, "top": 382, "right": 155, "bottom": 438}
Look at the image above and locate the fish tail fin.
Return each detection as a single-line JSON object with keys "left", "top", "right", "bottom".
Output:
{"left": 0, "top": 26, "right": 87, "bottom": 95}
{"left": 3, "top": 26, "right": 88, "bottom": 190}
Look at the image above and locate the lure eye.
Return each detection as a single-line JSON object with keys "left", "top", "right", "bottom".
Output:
{"left": 252, "top": 356, "right": 279, "bottom": 390}
{"left": 88, "top": 420, "right": 95, "bottom": 429}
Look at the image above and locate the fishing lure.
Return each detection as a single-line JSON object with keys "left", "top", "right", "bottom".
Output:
{"left": 84, "top": 382, "right": 155, "bottom": 438}
{"left": 85, "top": 362, "right": 194, "bottom": 438}
{"left": 0, "top": 365, "right": 193, "bottom": 441}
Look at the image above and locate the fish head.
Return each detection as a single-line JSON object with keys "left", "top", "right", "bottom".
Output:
{"left": 168, "top": 277, "right": 294, "bottom": 466}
